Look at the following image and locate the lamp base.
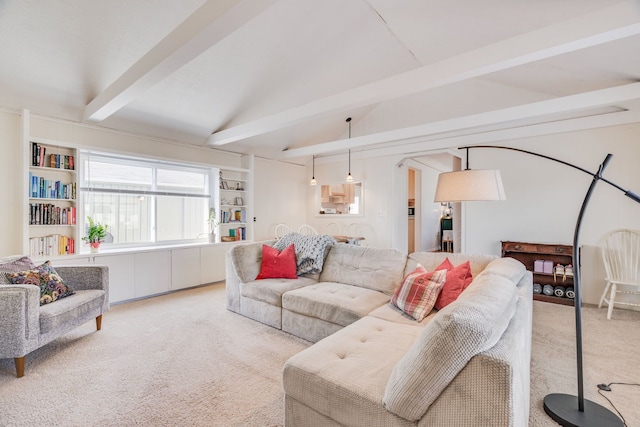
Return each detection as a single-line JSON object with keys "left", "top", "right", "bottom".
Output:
{"left": 543, "top": 393, "right": 623, "bottom": 427}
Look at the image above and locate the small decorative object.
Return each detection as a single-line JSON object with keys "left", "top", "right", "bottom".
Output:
{"left": 564, "top": 264, "right": 574, "bottom": 277}
{"left": 534, "top": 260, "right": 544, "bottom": 273}
{"left": 82, "top": 216, "right": 107, "bottom": 253}
{"left": 554, "top": 264, "right": 565, "bottom": 282}
{"left": 565, "top": 286, "right": 575, "bottom": 299}
{"left": 235, "top": 197, "right": 243, "bottom": 206}
{"left": 207, "top": 208, "right": 219, "bottom": 243}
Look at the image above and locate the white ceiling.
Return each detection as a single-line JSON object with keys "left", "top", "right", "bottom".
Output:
{"left": 1, "top": 0, "right": 639, "bottom": 164}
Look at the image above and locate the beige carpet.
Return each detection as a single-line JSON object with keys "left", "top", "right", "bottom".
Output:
{"left": 529, "top": 300, "right": 640, "bottom": 427}
{"left": 1, "top": 283, "right": 639, "bottom": 426}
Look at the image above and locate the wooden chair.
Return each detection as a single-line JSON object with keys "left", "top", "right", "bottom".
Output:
{"left": 323, "top": 222, "right": 341, "bottom": 236}
{"left": 275, "top": 223, "right": 293, "bottom": 239}
{"left": 298, "top": 224, "right": 318, "bottom": 235}
{"left": 598, "top": 229, "right": 640, "bottom": 319}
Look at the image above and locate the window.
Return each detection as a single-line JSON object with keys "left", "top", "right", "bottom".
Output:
{"left": 80, "top": 151, "right": 213, "bottom": 247}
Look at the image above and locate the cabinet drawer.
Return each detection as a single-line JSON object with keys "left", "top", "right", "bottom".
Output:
{"left": 534, "top": 244, "right": 572, "bottom": 255}
{"left": 502, "top": 241, "right": 571, "bottom": 255}
{"left": 502, "top": 242, "right": 538, "bottom": 253}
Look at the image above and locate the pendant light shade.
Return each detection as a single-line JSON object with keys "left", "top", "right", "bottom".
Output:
{"left": 434, "top": 169, "right": 505, "bottom": 202}
{"left": 346, "top": 118, "right": 354, "bottom": 182}
{"left": 434, "top": 147, "right": 505, "bottom": 202}
{"left": 310, "top": 155, "right": 317, "bottom": 186}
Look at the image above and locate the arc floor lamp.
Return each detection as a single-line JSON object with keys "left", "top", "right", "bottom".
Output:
{"left": 434, "top": 145, "right": 640, "bottom": 427}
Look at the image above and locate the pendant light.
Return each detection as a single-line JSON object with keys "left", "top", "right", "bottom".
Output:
{"left": 310, "top": 155, "right": 317, "bottom": 186}
{"left": 346, "top": 117, "right": 354, "bottom": 182}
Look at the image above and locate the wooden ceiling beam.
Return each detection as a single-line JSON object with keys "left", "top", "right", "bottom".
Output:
{"left": 208, "top": 1, "right": 640, "bottom": 146}
{"left": 278, "top": 82, "right": 640, "bottom": 159}
{"left": 83, "top": 0, "right": 276, "bottom": 122}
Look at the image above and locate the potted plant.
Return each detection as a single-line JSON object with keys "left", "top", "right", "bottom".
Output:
{"left": 82, "top": 216, "right": 107, "bottom": 253}
{"left": 208, "top": 207, "right": 220, "bottom": 243}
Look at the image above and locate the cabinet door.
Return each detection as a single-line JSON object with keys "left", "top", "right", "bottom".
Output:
{"left": 200, "top": 244, "right": 231, "bottom": 284}
{"left": 134, "top": 251, "right": 171, "bottom": 297}
{"left": 171, "top": 247, "right": 201, "bottom": 290}
{"left": 96, "top": 254, "right": 135, "bottom": 303}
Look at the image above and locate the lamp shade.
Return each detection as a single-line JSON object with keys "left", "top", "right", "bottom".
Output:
{"left": 434, "top": 169, "right": 506, "bottom": 202}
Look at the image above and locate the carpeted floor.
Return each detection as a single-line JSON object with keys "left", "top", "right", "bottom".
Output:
{"left": 1, "top": 283, "right": 639, "bottom": 426}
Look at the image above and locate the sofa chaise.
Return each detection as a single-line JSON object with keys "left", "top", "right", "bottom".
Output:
{"left": 226, "top": 240, "right": 532, "bottom": 426}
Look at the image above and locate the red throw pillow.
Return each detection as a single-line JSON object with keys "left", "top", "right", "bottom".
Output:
{"left": 434, "top": 258, "right": 473, "bottom": 310}
{"left": 255, "top": 244, "right": 297, "bottom": 279}
{"left": 392, "top": 264, "right": 447, "bottom": 321}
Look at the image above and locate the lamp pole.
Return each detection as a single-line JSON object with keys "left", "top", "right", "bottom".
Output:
{"left": 460, "top": 145, "right": 639, "bottom": 427}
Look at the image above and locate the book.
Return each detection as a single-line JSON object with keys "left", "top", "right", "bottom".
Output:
{"left": 39, "top": 145, "right": 46, "bottom": 167}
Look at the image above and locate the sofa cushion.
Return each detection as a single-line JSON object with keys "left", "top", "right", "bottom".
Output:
{"left": 229, "top": 240, "right": 276, "bottom": 283}
{"left": 283, "top": 316, "right": 422, "bottom": 427}
{"left": 282, "top": 282, "right": 390, "bottom": 327}
{"left": 241, "top": 276, "right": 317, "bottom": 307}
{"left": 368, "top": 303, "right": 437, "bottom": 327}
{"left": 319, "top": 244, "right": 407, "bottom": 296}
{"left": 391, "top": 266, "right": 446, "bottom": 321}
{"left": 39, "top": 289, "right": 106, "bottom": 334}
{"left": 382, "top": 272, "right": 520, "bottom": 421}
{"left": 256, "top": 244, "right": 297, "bottom": 279}
{"left": 433, "top": 258, "right": 473, "bottom": 310}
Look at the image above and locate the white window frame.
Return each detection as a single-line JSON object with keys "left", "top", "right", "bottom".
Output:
{"left": 79, "top": 150, "right": 216, "bottom": 249}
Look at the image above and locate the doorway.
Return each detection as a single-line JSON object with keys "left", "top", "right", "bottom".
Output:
{"left": 408, "top": 168, "right": 420, "bottom": 253}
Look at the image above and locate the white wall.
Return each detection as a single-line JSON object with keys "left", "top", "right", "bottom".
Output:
{"left": 253, "top": 157, "right": 307, "bottom": 240}
{"left": 0, "top": 110, "right": 23, "bottom": 256}
{"left": 464, "top": 123, "right": 640, "bottom": 304}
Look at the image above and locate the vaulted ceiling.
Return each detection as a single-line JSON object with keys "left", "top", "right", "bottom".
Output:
{"left": 1, "top": 0, "right": 639, "bottom": 163}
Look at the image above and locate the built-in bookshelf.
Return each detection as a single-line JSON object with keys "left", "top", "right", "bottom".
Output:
{"left": 218, "top": 167, "right": 251, "bottom": 243}
{"left": 27, "top": 139, "right": 78, "bottom": 257}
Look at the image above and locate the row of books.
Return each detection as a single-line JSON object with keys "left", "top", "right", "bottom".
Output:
{"left": 29, "top": 173, "right": 76, "bottom": 199}
{"left": 221, "top": 209, "right": 247, "bottom": 224}
{"left": 31, "top": 142, "right": 75, "bottom": 170}
{"left": 29, "top": 235, "right": 75, "bottom": 256}
{"left": 29, "top": 204, "right": 77, "bottom": 226}
{"left": 228, "top": 227, "right": 247, "bottom": 240}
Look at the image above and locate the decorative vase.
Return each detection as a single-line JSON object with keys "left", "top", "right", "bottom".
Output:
{"left": 90, "top": 242, "right": 100, "bottom": 253}
{"left": 209, "top": 233, "right": 216, "bottom": 243}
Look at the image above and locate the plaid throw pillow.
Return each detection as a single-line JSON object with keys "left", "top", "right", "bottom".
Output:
{"left": 391, "top": 264, "right": 447, "bottom": 321}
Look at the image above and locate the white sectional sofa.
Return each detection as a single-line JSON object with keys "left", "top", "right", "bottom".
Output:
{"left": 226, "top": 240, "right": 533, "bottom": 426}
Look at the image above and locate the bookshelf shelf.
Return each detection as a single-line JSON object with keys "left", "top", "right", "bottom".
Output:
{"left": 217, "top": 165, "right": 252, "bottom": 243}
{"left": 26, "top": 139, "right": 78, "bottom": 257}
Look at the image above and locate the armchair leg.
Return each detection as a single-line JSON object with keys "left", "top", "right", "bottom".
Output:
{"left": 96, "top": 314, "right": 102, "bottom": 331}
{"left": 15, "top": 357, "right": 25, "bottom": 378}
